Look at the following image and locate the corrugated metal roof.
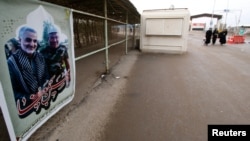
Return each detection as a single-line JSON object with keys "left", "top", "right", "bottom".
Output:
{"left": 41, "top": 0, "right": 140, "bottom": 24}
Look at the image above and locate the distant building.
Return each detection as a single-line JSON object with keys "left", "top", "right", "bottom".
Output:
{"left": 229, "top": 25, "right": 250, "bottom": 35}
{"left": 190, "top": 13, "right": 223, "bottom": 31}
{"left": 240, "top": 25, "right": 250, "bottom": 34}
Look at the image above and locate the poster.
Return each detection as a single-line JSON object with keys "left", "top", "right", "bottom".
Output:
{"left": 0, "top": 0, "right": 75, "bottom": 140}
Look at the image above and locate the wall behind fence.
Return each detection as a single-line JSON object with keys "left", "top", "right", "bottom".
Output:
{"left": 0, "top": 0, "right": 140, "bottom": 140}
{"left": 29, "top": 0, "right": 140, "bottom": 140}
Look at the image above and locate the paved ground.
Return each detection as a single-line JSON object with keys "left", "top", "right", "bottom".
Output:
{"left": 34, "top": 31, "right": 250, "bottom": 141}
{"left": 100, "top": 32, "right": 250, "bottom": 141}
{"left": 19, "top": 31, "right": 248, "bottom": 140}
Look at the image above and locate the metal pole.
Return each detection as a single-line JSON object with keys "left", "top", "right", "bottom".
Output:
{"left": 210, "top": 0, "right": 216, "bottom": 28}
{"left": 125, "top": 11, "right": 128, "bottom": 54}
{"left": 224, "top": 0, "right": 229, "bottom": 29}
{"left": 238, "top": 9, "right": 242, "bottom": 26}
{"left": 132, "top": 23, "right": 136, "bottom": 50}
{"left": 236, "top": 9, "right": 242, "bottom": 35}
{"left": 104, "top": 0, "right": 109, "bottom": 74}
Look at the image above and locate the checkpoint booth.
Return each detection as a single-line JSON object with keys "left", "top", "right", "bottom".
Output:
{"left": 140, "top": 8, "right": 190, "bottom": 54}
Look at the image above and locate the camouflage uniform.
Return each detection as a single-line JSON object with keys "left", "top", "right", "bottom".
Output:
{"left": 40, "top": 44, "right": 69, "bottom": 77}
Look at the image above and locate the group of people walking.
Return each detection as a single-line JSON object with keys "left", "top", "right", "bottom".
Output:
{"left": 204, "top": 28, "right": 228, "bottom": 46}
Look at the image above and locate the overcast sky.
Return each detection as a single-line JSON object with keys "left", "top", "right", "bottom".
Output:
{"left": 129, "top": 0, "right": 250, "bottom": 27}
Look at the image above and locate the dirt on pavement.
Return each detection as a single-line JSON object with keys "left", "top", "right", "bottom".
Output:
{"left": 99, "top": 32, "right": 250, "bottom": 141}
{"left": 28, "top": 31, "right": 250, "bottom": 141}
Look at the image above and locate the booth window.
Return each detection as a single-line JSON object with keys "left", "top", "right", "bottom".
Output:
{"left": 145, "top": 18, "right": 183, "bottom": 36}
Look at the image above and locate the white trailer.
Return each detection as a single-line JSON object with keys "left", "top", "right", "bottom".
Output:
{"left": 140, "top": 8, "right": 190, "bottom": 54}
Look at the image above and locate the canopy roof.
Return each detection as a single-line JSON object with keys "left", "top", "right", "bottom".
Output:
{"left": 41, "top": 0, "right": 140, "bottom": 24}
{"left": 190, "top": 13, "right": 222, "bottom": 20}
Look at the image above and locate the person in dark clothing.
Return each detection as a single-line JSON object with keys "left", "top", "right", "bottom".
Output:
{"left": 219, "top": 29, "right": 228, "bottom": 45}
{"left": 7, "top": 26, "right": 49, "bottom": 118}
{"left": 204, "top": 28, "right": 212, "bottom": 46}
{"left": 40, "top": 25, "right": 71, "bottom": 96}
{"left": 4, "top": 38, "right": 20, "bottom": 59}
{"left": 212, "top": 28, "right": 219, "bottom": 45}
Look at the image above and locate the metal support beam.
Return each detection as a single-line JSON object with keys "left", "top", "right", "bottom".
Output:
{"left": 104, "top": 0, "right": 109, "bottom": 74}
{"left": 125, "top": 11, "right": 128, "bottom": 54}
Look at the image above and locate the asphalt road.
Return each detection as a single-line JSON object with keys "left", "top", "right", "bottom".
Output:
{"left": 23, "top": 31, "right": 250, "bottom": 141}
{"left": 100, "top": 32, "right": 250, "bottom": 141}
